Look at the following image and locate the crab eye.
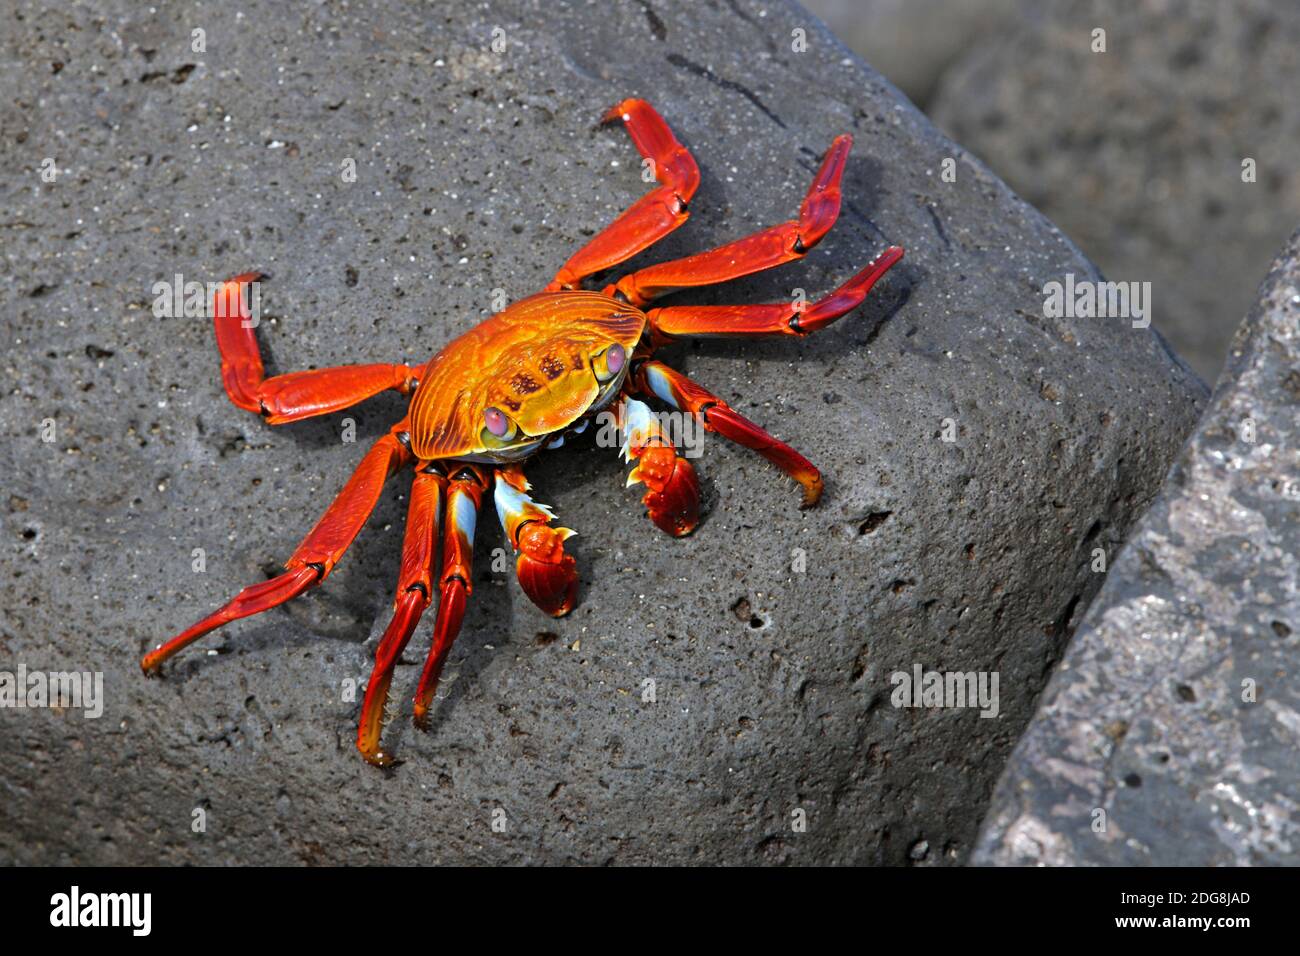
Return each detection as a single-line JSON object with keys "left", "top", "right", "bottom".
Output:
{"left": 606, "top": 343, "right": 625, "bottom": 374}
{"left": 595, "top": 343, "right": 626, "bottom": 382}
{"left": 483, "top": 406, "right": 511, "bottom": 438}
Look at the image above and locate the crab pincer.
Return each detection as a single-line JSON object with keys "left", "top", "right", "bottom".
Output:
{"left": 494, "top": 466, "right": 579, "bottom": 617}
{"left": 621, "top": 398, "right": 701, "bottom": 537}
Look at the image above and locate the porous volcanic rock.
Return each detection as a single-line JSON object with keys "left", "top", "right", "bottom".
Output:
{"left": 1, "top": 0, "right": 1202, "bottom": 864}
{"left": 974, "top": 228, "right": 1300, "bottom": 866}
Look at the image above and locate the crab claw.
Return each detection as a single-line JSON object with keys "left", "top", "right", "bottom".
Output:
{"left": 494, "top": 470, "right": 579, "bottom": 617}
{"left": 628, "top": 444, "right": 700, "bottom": 537}
{"left": 516, "top": 521, "right": 578, "bottom": 617}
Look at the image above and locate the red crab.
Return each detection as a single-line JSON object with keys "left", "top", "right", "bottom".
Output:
{"left": 142, "top": 98, "right": 903, "bottom": 765}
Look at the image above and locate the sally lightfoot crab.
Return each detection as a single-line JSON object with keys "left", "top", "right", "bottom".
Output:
{"left": 142, "top": 98, "right": 904, "bottom": 765}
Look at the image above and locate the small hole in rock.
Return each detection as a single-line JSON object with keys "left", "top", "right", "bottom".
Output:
{"left": 856, "top": 511, "right": 892, "bottom": 535}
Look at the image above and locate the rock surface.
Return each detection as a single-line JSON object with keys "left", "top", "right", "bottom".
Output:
{"left": 1, "top": 0, "right": 1203, "bottom": 865}
{"left": 930, "top": 0, "right": 1300, "bottom": 382}
{"left": 802, "top": 0, "right": 1020, "bottom": 109}
{"left": 974, "top": 228, "right": 1300, "bottom": 866}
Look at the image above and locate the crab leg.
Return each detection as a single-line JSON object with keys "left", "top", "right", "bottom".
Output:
{"left": 617, "top": 397, "right": 700, "bottom": 537}
{"left": 356, "top": 464, "right": 447, "bottom": 766}
{"left": 142, "top": 425, "right": 412, "bottom": 672}
{"left": 607, "top": 136, "right": 854, "bottom": 308}
{"left": 646, "top": 247, "right": 903, "bottom": 340}
{"left": 632, "top": 362, "right": 823, "bottom": 508}
{"left": 214, "top": 273, "right": 418, "bottom": 423}
{"left": 548, "top": 99, "right": 701, "bottom": 290}
{"left": 494, "top": 465, "right": 578, "bottom": 617}
{"left": 412, "top": 465, "right": 489, "bottom": 723}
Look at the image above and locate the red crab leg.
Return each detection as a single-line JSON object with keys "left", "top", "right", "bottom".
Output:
{"left": 646, "top": 246, "right": 903, "bottom": 341}
{"left": 631, "top": 362, "right": 823, "bottom": 508}
{"left": 412, "top": 465, "right": 489, "bottom": 724}
{"left": 494, "top": 464, "right": 578, "bottom": 617}
{"left": 214, "top": 273, "right": 418, "bottom": 423}
{"left": 141, "top": 425, "right": 412, "bottom": 672}
{"left": 547, "top": 99, "right": 701, "bottom": 290}
{"left": 606, "top": 136, "right": 853, "bottom": 308}
{"left": 356, "top": 464, "right": 447, "bottom": 766}
{"left": 618, "top": 397, "right": 700, "bottom": 537}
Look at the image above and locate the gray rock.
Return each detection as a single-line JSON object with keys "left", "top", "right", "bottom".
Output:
{"left": 930, "top": 0, "right": 1300, "bottom": 382}
{"left": 801, "top": 0, "right": 1021, "bottom": 109}
{"left": 974, "top": 227, "right": 1300, "bottom": 866}
{"left": 0, "top": 0, "right": 1202, "bottom": 865}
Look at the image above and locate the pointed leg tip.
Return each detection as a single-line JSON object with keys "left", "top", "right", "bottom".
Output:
{"left": 227, "top": 270, "right": 267, "bottom": 285}
{"left": 790, "top": 470, "right": 821, "bottom": 509}
{"left": 359, "top": 747, "right": 396, "bottom": 768}
{"left": 798, "top": 476, "right": 825, "bottom": 509}
{"left": 600, "top": 101, "right": 632, "bottom": 125}
{"left": 140, "top": 646, "right": 167, "bottom": 675}
{"left": 412, "top": 694, "right": 437, "bottom": 728}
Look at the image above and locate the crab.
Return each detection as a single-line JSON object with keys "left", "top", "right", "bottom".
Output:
{"left": 142, "top": 98, "right": 904, "bottom": 765}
